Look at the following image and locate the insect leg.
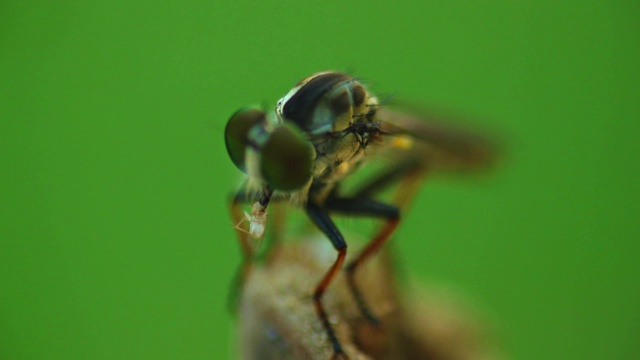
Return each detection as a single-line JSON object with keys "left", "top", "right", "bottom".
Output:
{"left": 227, "top": 190, "right": 255, "bottom": 313}
{"left": 352, "top": 155, "right": 427, "bottom": 210}
{"left": 305, "top": 201, "right": 348, "bottom": 357}
{"left": 325, "top": 198, "right": 400, "bottom": 325}
{"left": 227, "top": 186, "right": 273, "bottom": 313}
{"left": 351, "top": 160, "right": 419, "bottom": 199}
{"left": 328, "top": 157, "right": 428, "bottom": 324}
{"left": 261, "top": 202, "right": 287, "bottom": 265}
{"left": 229, "top": 190, "right": 254, "bottom": 260}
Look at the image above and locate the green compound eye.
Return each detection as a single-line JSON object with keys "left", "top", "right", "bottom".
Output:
{"left": 224, "top": 108, "right": 267, "bottom": 172}
{"left": 260, "top": 124, "right": 314, "bottom": 191}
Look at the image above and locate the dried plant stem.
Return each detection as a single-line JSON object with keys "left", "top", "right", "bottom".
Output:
{"left": 237, "top": 236, "right": 500, "bottom": 360}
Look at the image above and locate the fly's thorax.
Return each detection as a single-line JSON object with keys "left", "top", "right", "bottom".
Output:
{"left": 311, "top": 132, "right": 368, "bottom": 185}
{"left": 276, "top": 71, "right": 374, "bottom": 134}
{"left": 273, "top": 72, "right": 384, "bottom": 189}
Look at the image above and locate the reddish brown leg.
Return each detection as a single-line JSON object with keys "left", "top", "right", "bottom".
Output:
{"left": 313, "top": 249, "right": 347, "bottom": 356}
{"left": 306, "top": 201, "right": 349, "bottom": 357}
{"left": 328, "top": 161, "right": 427, "bottom": 324}
{"left": 345, "top": 217, "right": 400, "bottom": 324}
{"left": 324, "top": 197, "right": 400, "bottom": 325}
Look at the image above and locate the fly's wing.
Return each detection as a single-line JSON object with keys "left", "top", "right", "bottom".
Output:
{"left": 376, "top": 107, "right": 500, "bottom": 172}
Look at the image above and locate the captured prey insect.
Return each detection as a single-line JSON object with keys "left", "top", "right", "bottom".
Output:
{"left": 225, "top": 71, "right": 496, "bottom": 358}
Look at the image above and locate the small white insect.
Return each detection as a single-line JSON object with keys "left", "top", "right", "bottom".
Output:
{"left": 233, "top": 201, "right": 267, "bottom": 240}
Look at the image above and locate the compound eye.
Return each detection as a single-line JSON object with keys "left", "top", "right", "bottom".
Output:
{"left": 225, "top": 108, "right": 267, "bottom": 172}
{"left": 260, "top": 124, "right": 314, "bottom": 191}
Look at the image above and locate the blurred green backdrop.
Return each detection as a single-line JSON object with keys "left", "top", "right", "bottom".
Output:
{"left": 1, "top": 1, "right": 638, "bottom": 359}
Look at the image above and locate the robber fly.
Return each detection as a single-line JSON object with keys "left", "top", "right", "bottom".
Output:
{"left": 225, "top": 71, "right": 495, "bottom": 358}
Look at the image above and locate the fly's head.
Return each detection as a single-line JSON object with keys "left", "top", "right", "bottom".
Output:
{"left": 224, "top": 107, "right": 315, "bottom": 193}
{"left": 225, "top": 71, "right": 383, "bottom": 196}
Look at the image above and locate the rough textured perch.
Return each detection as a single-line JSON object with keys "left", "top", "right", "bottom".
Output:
{"left": 237, "top": 236, "right": 501, "bottom": 360}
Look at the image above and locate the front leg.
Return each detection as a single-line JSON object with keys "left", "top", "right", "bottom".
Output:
{"left": 228, "top": 185, "right": 273, "bottom": 312}
{"left": 229, "top": 186, "right": 273, "bottom": 259}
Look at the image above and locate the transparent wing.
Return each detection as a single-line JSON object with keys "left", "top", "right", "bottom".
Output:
{"left": 376, "top": 107, "right": 500, "bottom": 172}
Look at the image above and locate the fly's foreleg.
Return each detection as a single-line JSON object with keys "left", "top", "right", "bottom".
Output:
{"left": 227, "top": 186, "right": 273, "bottom": 312}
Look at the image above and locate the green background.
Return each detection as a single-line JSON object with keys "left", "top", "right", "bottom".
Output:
{"left": 1, "top": 1, "right": 638, "bottom": 359}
